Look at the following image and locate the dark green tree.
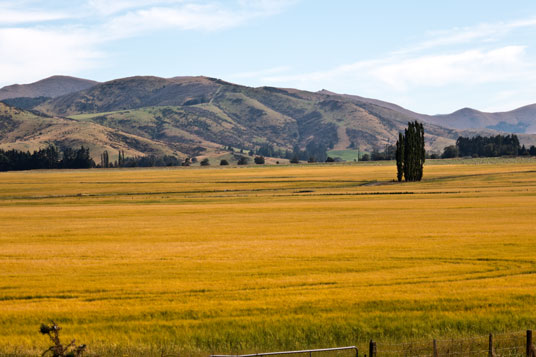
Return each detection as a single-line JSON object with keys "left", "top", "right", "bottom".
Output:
{"left": 237, "top": 156, "right": 249, "bottom": 165}
{"left": 395, "top": 121, "right": 425, "bottom": 182}
{"left": 118, "top": 150, "right": 125, "bottom": 167}
{"left": 100, "top": 150, "right": 109, "bottom": 168}
{"left": 395, "top": 132, "right": 404, "bottom": 182}
{"left": 441, "top": 145, "right": 459, "bottom": 158}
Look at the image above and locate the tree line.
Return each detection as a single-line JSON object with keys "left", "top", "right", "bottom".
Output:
{"left": 0, "top": 146, "right": 186, "bottom": 172}
{"left": 442, "top": 134, "right": 536, "bottom": 158}
{"left": 99, "top": 150, "right": 181, "bottom": 168}
{"left": 0, "top": 146, "right": 94, "bottom": 171}
{"left": 229, "top": 142, "right": 329, "bottom": 163}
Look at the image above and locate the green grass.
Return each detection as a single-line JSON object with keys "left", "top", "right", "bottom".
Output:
{"left": 327, "top": 150, "right": 363, "bottom": 161}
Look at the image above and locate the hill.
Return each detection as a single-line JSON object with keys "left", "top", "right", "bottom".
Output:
{"left": 0, "top": 102, "right": 184, "bottom": 160}
{"left": 1, "top": 75, "right": 535, "bottom": 160}
{"left": 323, "top": 90, "right": 536, "bottom": 135}
{"left": 424, "top": 105, "right": 536, "bottom": 134}
{"left": 34, "top": 76, "right": 473, "bottom": 155}
{"left": 0, "top": 76, "right": 98, "bottom": 101}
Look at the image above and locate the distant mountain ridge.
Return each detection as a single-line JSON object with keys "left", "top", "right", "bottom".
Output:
{"left": 425, "top": 105, "right": 536, "bottom": 134}
{"left": 1, "top": 75, "right": 535, "bottom": 161}
{"left": 0, "top": 76, "right": 99, "bottom": 100}
{"left": 320, "top": 90, "right": 536, "bottom": 135}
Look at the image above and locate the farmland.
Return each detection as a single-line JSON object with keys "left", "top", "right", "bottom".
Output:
{"left": 0, "top": 158, "right": 535, "bottom": 356}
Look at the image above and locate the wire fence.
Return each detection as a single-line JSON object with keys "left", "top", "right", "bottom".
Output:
{"left": 210, "top": 330, "right": 535, "bottom": 357}
{"left": 366, "top": 330, "right": 533, "bottom": 357}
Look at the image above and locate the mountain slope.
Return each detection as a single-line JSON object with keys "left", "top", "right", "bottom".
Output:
{"left": 324, "top": 90, "right": 536, "bottom": 135}
{"left": 0, "top": 75, "right": 532, "bottom": 159}
{"left": 36, "top": 76, "right": 474, "bottom": 154}
{"left": 0, "top": 76, "right": 99, "bottom": 100}
{"left": 426, "top": 105, "right": 536, "bottom": 134}
{"left": 0, "top": 102, "right": 185, "bottom": 160}
{"left": 37, "top": 76, "right": 219, "bottom": 115}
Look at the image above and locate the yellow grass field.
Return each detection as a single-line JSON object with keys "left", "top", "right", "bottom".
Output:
{"left": 1, "top": 159, "right": 535, "bottom": 356}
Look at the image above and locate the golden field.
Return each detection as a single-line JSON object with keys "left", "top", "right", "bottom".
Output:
{"left": 0, "top": 158, "right": 535, "bottom": 356}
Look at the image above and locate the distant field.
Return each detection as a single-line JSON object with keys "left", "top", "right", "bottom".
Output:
{"left": 1, "top": 158, "right": 535, "bottom": 356}
{"left": 327, "top": 149, "right": 362, "bottom": 161}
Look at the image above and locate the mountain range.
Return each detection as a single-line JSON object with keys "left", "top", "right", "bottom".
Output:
{"left": 1, "top": 75, "right": 535, "bottom": 161}
{"left": 0, "top": 76, "right": 98, "bottom": 101}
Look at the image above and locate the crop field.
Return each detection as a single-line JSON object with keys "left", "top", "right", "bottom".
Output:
{"left": 1, "top": 158, "right": 536, "bottom": 356}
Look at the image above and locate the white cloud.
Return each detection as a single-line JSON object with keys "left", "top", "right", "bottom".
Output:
{"left": 373, "top": 46, "right": 531, "bottom": 90}
{"left": 87, "top": 0, "right": 186, "bottom": 16}
{"left": 102, "top": 0, "right": 297, "bottom": 37}
{"left": 0, "top": 0, "right": 297, "bottom": 86}
{"left": 0, "top": 10, "right": 69, "bottom": 25}
{"left": 0, "top": 27, "right": 103, "bottom": 85}
{"left": 86, "top": 0, "right": 295, "bottom": 18}
{"left": 0, "top": 3, "right": 71, "bottom": 25}
{"left": 261, "top": 45, "right": 536, "bottom": 113}
{"left": 260, "top": 15, "right": 536, "bottom": 113}
{"left": 398, "top": 17, "right": 536, "bottom": 54}
{"left": 104, "top": 3, "right": 246, "bottom": 37}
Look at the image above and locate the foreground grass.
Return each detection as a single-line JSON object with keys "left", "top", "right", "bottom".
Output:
{"left": 0, "top": 158, "right": 535, "bottom": 356}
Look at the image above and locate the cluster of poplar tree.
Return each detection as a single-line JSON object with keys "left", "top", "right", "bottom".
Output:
{"left": 395, "top": 121, "right": 426, "bottom": 182}
{"left": 0, "top": 145, "right": 94, "bottom": 171}
{"left": 456, "top": 134, "right": 525, "bottom": 157}
{"left": 99, "top": 149, "right": 181, "bottom": 168}
{"left": 243, "top": 142, "right": 329, "bottom": 163}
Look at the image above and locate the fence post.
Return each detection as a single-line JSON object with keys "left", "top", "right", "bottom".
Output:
{"left": 369, "top": 340, "right": 376, "bottom": 357}
{"left": 488, "top": 333, "right": 493, "bottom": 357}
{"left": 433, "top": 339, "right": 438, "bottom": 357}
{"left": 528, "top": 330, "right": 533, "bottom": 357}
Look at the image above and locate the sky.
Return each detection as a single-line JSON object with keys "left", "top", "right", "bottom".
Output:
{"left": 1, "top": 1, "right": 536, "bottom": 114}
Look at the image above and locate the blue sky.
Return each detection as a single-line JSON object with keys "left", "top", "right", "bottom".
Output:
{"left": 1, "top": 1, "right": 536, "bottom": 114}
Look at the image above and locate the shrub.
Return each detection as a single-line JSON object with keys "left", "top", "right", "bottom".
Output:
{"left": 40, "top": 321, "right": 86, "bottom": 357}
{"left": 237, "top": 156, "right": 249, "bottom": 165}
{"left": 441, "top": 145, "right": 459, "bottom": 159}
{"left": 220, "top": 159, "right": 229, "bottom": 166}
{"left": 254, "top": 156, "right": 265, "bottom": 164}
{"left": 200, "top": 158, "right": 210, "bottom": 166}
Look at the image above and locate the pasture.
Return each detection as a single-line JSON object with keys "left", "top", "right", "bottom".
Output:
{"left": 0, "top": 158, "right": 535, "bottom": 356}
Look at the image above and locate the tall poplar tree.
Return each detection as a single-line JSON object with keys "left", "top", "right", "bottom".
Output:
{"left": 395, "top": 121, "right": 425, "bottom": 182}
{"left": 396, "top": 132, "right": 404, "bottom": 182}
